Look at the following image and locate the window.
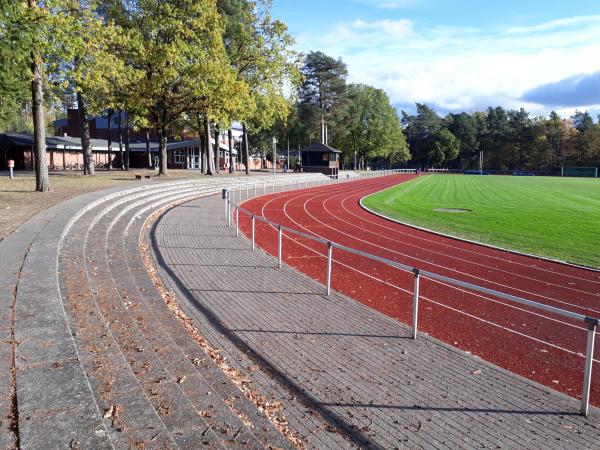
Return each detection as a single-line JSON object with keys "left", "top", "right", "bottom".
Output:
{"left": 322, "top": 153, "right": 329, "bottom": 161}
{"left": 175, "top": 150, "right": 186, "bottom": 164}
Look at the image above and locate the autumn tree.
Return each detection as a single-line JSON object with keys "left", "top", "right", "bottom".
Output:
{"left": 218, "top": 0, "right": 299, "bottom": 174}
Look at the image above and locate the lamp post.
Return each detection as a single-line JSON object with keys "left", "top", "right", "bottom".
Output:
{"left": 272, "top": 136, "right": 277, "bottom": 175}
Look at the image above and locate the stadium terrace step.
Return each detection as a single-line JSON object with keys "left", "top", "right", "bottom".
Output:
{"left": 1, "top": 174, "right": 327, "bottom": 449}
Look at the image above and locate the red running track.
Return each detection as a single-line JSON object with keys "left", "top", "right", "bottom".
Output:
{"left": 238, "top": 174, "right": 600, "bottom": 406}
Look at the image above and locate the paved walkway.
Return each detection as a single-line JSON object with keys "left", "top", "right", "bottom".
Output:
{"left": 151, "top": 194, "right": 600, "bottom": 449}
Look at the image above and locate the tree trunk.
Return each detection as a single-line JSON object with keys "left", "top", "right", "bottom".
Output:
{"left": 205, "top": 118, "right": 215, "bottom": 175}
{"left": 124, "top": 112, "right": 130, "bottom": 170}
{"left": 76, "top": 92, "right": 94, "bottom": 175}
{"left": 228, "top": 129, "right": 234, "bottom": 174}
{"left": 118, "top": 110, "right": 124, "bottom": 169}
{"left": 243, "top": 122, "right": 250, "bottom": 175}
{"left": 107, "top": 109, "right": 113, "bottom": 170}
{"left": 146, "top": 131, "right": 152, "bottom": 168}
{"left": 30, "top": 40, "right": 49, "bottom": 191}
{"left": 200, "top": 138, "right": 206, "bottom": 173}
{"left": 158, "top": 127, "right": 168, "bottom": 176}
{"left": 213, "top": 126, "right": 220, "bottom": 175}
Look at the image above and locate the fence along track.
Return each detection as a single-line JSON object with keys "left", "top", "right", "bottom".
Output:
{"left": 224, "top": 169, "right": 599, "bottom": 417}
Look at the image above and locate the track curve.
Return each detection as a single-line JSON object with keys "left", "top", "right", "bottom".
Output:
{"left": 239, "top": 174, "right": 600, "bottom": 406}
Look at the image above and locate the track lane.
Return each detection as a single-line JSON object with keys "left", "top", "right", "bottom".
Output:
{"left": 239, "top": 174, "right": 600, "bottom": 406}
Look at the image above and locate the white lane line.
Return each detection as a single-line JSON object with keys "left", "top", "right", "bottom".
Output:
{"left": 288, "top": 180, "right": 600, "bottom": 311}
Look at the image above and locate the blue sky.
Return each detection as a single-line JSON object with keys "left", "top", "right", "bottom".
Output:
{"left": 272, "top": 0, "right": 600, "bottom": 117}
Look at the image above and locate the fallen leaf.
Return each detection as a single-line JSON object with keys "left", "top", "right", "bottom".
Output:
{"left": 103, "top": 406, "right": 114, "bottom": 419}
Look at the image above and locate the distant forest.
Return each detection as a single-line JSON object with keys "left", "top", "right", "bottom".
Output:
{"left": 400, "top": 104, "right": 600, "bottom": 172}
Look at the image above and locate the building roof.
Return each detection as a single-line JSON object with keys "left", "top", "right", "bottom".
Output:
{"left": 0, "top": 134, "right": 237, "bottom": 155}
{"left": 0, "top": 133, "right": 117, "bottom": 151}
{"left": 300, "top": 142, "right": 342, "bottom": 153}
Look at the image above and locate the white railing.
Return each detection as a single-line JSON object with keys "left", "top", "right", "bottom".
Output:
{"left": 222, "top": 169, "right": 599, "bottom": 417}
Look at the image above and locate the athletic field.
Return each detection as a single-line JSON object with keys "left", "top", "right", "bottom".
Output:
{"left": 362, "top": 174, "right": 600, "bottom": 268}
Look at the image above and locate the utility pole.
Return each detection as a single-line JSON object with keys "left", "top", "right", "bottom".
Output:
{"left": 272, "top": 136, "right": 277, "bottom": 175}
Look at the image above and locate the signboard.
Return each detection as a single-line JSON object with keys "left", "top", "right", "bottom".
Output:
{"left": 7, "top": 160, "right": 14, "bottom": 168}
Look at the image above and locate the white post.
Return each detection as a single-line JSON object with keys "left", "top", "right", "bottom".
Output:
{"left": 235, "top": 207, "right": 239, "bottom": 237}
{"left": 412, "top": 269, "right": 420, "bottom": 339}
{"left": 277, "top": 225, "right": 282, "bottom": 268}
{"left": 227, "top": 201, "right": 231, "bottom": 228}
{"left": 326, "top": 242, "right": 333, "bottom": 296}
{"left": 251, "top": 215, "right": 255, "bottom": 250}
{"left": 581, "top": 319, "right": 597, "bottom": 416}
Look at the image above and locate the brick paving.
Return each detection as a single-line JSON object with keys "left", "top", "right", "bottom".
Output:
{"left": 152, "top": 193, "right": 600, "bottom": 449}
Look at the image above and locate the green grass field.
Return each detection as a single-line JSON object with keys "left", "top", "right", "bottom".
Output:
{"left": 363, "top": 175, "right": 600, "bottom": 268}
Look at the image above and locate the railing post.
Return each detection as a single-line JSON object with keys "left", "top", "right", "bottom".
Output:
{"left": 581, "top": 318, "right": 598, "bottom": 416}
{"left": 251, "top": 215, "right": 255, "bottom": 250}
{"left": 412, "top": 269, "right": 420, "bottom": 339}
{"left": 326, "top": 242, "right": 333, "bottom": 296}
{"left": 235, "top": 207, "right": 239, "bottom": 237}
{"left": 227, "top": 201, "right": 231, "bottom": 228}
{"left": 277, "top": 225, "right": 282, "bottom": 268}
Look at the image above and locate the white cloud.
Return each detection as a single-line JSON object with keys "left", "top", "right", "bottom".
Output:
{"left": 295, "top": 15, "right": 600, "bottom": 116}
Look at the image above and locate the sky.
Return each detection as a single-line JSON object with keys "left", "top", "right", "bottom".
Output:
{"left": 271, "top": 0, "right": 600, "bottom": 118}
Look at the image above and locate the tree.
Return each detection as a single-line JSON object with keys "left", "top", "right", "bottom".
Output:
{"left": 481, "top": 106, "right": 510, "bottom": 170}
{"left": 27, "top": 0, "right": 49, "bottom": 190}
{"left": 444, "top": 112, "right": 480, "bottom": 169}
{"left": 102, "top": 0, "right": 238, "bottom": 176}
{"left": 0, "top": 1, "right": 31, "bottom": 133}
{"left": 571, "top": 110, "right": 594, "bottom": 164}
{"left": 218, "top": 0, "right": 299, "bottom": 174}
{"left": 333, "top": 84, "right": 409, "bottom": 169}
{"left": 298, "top": 51, "right": 347, "bottom": 145}
{"left": 507, "top": 108, "right": 532, "bottom": 170}
{"left": 2, "top": 1, "right": 51, "bottom": 189}
{"left": 428, "top": 128, "right": 459, "bottom": 167}
{"left": 403, "top": 103, "right": 441, "bottom": 167}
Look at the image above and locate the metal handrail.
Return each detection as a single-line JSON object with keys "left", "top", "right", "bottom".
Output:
{"left": 222, "top": 169, "right": 600, "bottom": 417}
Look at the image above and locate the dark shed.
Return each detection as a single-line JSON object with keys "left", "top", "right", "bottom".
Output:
{"left": 300, "top": 142, "right": 341, "bottom": 177}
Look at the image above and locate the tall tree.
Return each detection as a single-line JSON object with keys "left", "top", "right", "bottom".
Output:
{"left": 28, "top": 0, "right": 49, "bottom": 190}
{"left": 103, "top": 0, "right": 238, "bottom": 176}
{"left": 218, "top": 0, "right": 299, "bottom": 174}
{"left": 444, "top": 112, "right": 481, "bottom": 169}
{"left": 334, "top": 84, "right": 409, "bottom": 169}
{"left": 298, "top": 51, "right": 347, "bottom": 145}
{"left": 428, "top": 128, "right": 460, "bottom": 167}
{"left": 403, "top": 103, "right": 441, "bottom": 167}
